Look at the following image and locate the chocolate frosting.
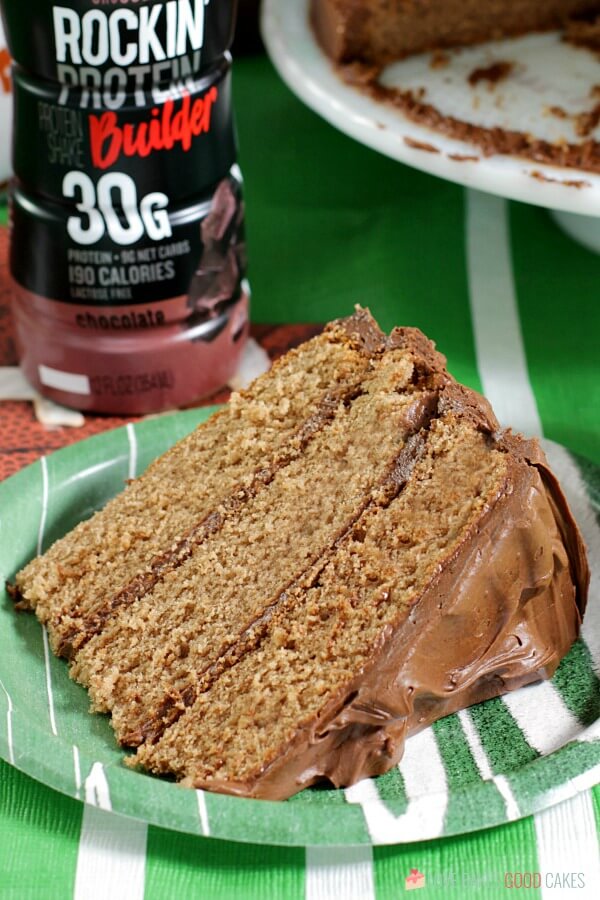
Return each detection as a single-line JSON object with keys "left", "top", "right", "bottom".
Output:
{"left": 187, "top": 429, "right": 588, "bottom": 800}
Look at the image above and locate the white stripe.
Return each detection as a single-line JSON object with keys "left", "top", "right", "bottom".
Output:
{"left": 535, "top": 792, "right": 600, "bottom": 899}
{"left": 345, "top": 729, "right": 448, "bottom": 843}
{"left": 74, "top": 806, "right": 147, "bottom": 900}
{"left": 65, "top": 458, "right": 126, "bottom": 487}
{"left": 305, "top": 847, "right": 375, "bottom": 900}
{"left": 74, "top": 762, "right": 147, "bottom": 900}
{"left": 580, "top": 720, "right": 600, "bottom": 743}
{"left": 494, "top": 775, "right": 522, "bottom": 821}
{"left": 502, "top": 682, "right": 581, "bottom": 756}
{"left": 126, "top": 423, "right": 138, "bottom": 481}
{"left": 535, "top": 765, "right": 600, "bottom": 815}
{"left": 458, "top": 709, "right": 521, "bottom": 820}
{"left": 398, "top": 727, "right": 448, "bottom": 812}
{"left": 42, "top": 627, "right": 58, "bottom": 737}
{"left": 345, "top": 776, "right": 448, "bottom": 844}
{"left": 84, "top": 762, "right": 112, "bottom": 810}
{"left": 0, "top": 678, "right": 14, "bottom": 766}
{"left": 465, "top": 189, "right": 542, "bottom": 436}
{"left": 542, "top": 440, "right": 600, "bottom": 676}
{"left": 37, "top": 455, "right": 48, "bottom": 556}
{"left": 457, "top": 709, "right": 493, "bottom": 780}
{"left": 196, "top": 789, "right": 210, "bottom": 837}
{"left": 73, "top": 745, "right": 82, "bottom": 799}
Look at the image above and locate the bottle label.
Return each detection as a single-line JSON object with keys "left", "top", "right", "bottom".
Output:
{"left": 12, "top": 61, "right": 236, "bottom": 200}
{"left": 1, "top": 0, "right": 235, "bottom": 84}
{"left": 12, "top": 169, "right": 246, "bottom": 312}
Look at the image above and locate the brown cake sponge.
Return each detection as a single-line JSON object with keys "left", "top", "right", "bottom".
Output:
{"left": 12, "top": 310, "right": 588, "bottom": 799}
{"left": 312, "top": 0, "right": 600, "bottom": 65}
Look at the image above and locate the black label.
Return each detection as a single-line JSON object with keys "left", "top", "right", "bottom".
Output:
{"left": 11, "top": 171, "right": 246, "bottom": 312}
{"left": 12, "top": 59, "right": 236, "bottom": 201}
{"left": 1, "top": 0, "right": 236, "bottom": 84}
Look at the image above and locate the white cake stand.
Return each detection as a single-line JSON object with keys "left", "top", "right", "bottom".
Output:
{"left": 262, "top": 0, "right": 600, "bottom": 252}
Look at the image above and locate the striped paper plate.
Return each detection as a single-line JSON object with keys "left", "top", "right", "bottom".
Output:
{"left": 0, "top": 410, "right": 599, "bottom": 846}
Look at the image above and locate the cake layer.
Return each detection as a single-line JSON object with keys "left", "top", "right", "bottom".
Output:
{"left": 70, "top": 344, "right": 443, "bottom": 744}
{"left": 313, "top": 0, "right": 600, "bottom": 64}
{"left": 134, "top": 408, "right": 587, "bottom": 798}
{"left": 15, "top": 313, "right": 385, "bottom": 655}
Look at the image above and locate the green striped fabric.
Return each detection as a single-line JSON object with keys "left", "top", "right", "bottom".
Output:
{"left": 1, "top": 51, "right": 599, "bottom": 899}
{"left": 1, "top": 761, "right": 599, "bottom": 899}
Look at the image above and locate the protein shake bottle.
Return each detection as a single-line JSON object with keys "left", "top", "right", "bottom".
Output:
{"left": 1, "top": 0, "right": 249, "bottom": 414}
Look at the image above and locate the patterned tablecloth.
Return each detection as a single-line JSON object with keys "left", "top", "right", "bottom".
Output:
{"left": 1, "top": 51, "right": 600, "bottom": 900}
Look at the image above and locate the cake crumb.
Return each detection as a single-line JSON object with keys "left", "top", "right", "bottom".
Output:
{"left": 430, "top": 50, "right": 450, "bottom": 69}
{"left": 574, "top": 103, "right": 600, "bottom": 138}
{"left": 404, "top": 137, "right": 440, "bottom": 154}
{"left": 546, "top": 105, "right": 569, "bottom": 120}
{"left": 468, "top": 61, "right": 514, "bottom": 89}
{"left": 448, "top": 154, "right": 480, "bottom": 163}
{"left": 529, "top": 170, "right": 590, "bottom": 189}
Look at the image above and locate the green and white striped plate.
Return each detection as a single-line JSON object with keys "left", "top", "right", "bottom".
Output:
{"left": 0, "top": 410, "right": 599, "bottom": 846}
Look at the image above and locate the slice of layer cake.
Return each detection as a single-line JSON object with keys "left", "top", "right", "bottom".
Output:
{"left": 312, "top": 0, "right": 600, "bottom": 65}
{"left": 12, "top": 310, "right": 588, "bottom": 800}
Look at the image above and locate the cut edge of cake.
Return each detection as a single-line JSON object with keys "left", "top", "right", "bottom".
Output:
{"left": 311, "top": 0, "right": 600, "bottom": 66}
{"left": 13, "top": 309, "right": 398, "bottom": 653}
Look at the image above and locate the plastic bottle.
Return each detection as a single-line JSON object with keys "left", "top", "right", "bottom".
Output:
{"left": 1, "top": 0, "right": 248, "bottom": 414}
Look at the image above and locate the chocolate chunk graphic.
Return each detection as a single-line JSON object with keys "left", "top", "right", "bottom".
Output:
{"left": 188, "top": 175, "right": 246, "bottom": 322}
{"left": 201, "top": 178, "right": 238, "bottom": 243}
